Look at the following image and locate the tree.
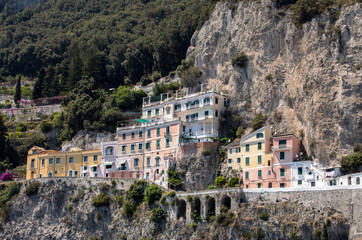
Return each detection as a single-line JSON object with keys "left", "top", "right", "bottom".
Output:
{"left": 227, "top": 177, "right": 240, "bottom": 187}
{"left": 0, "top": 113, "right": 7, "bottom": 162}
{"left": 67, "top": 47, "right": 83, "bottom": 90}
{"left": 214, "top": 176, "right": 227, "bottom": 188}
{"left": 145, "top": 184, "right": 162, "bottom": 205}
{"left": 235, "top": 126, "right": 245, "bottom": 138}
{"left": 32, "top": 68, "right": 45, "bottom": 100}
{"left": 14, "top": 76, "right": 21, "bottom": 105}
{"left": 251, "top": 113, "right": 268, "bottom": 130}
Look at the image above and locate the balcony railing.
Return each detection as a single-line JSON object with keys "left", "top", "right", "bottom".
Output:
{"left": 156, "top": 146, "right": 160, "bottom": 150}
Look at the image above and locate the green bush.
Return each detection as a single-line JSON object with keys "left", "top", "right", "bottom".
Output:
{"left": 231, "top": 52, "right": 248, "bottom": 68}
{"left": 202, "top": 149, "right": 210, "bottom": 156}
{"left": 160, "top": 196, "right": 167, "bottom": 205}
{"left": 98, "top": 182, "right": 111, "bottom": 191}
{"left": 214, "top": 176, "right": 227, "bottom": 188}
{"left": 92, "top": 193, "right": 111, "bottom": 207}
{"left": 167, "top": 191, "right": 176, "bottom": 198}
{"left": 145, "top": 184, "right": 162, "bottom": 205}
{"left": 259, "top": 211, "right": 269, "bottom": 221}
{"left": 66, "top": 204, "right": 73, "bottom": 212}
{"left": 123, "top": 199, "right": 136, "bottom": 218}
{"left": 235, "top": 126, "right": 244, "bottom": 138}
{"left": 116, "top": 195, "right": 124, "bottom": 206}
{"left": 250, "top": 112, "right": 268, "bottom": 130}
{"left": 227, "top": 177, "right": 240, "bottom": 188}
{"left": 126, "top": 180, "right": 147, "bottom": 205}
{"left": 150, "top": 207, "right": 167, "bottom": 222}
{"left": 353, "top": 143, "right": 362, "bottom": 153}
{"left": 186, "top": 195, "right": 193, "bottom": 202}
{"left": 0, "top": 183, "right": 20, "bottom": 207}
{"left": 39, "top": 120, "right": 52, "bottom": 133}
{"left": 312, "top": 228, "right": 322, "bottom": 239}
{"left": 341, "top": 152, "right": 362, "bottom": 174}
{"left": 25, "top": 181, "right": 41, "bottom": 196}
{"left": 70, "top": 190, "right": 85, "bottom": 202}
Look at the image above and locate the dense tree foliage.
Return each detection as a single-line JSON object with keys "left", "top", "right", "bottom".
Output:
{"left": 0, "top": 0, "right": 218, "bottom": 88}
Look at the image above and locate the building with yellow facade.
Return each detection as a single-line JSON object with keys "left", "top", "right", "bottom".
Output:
{"left": 26, "top": 146, "right": 101, "bottom": 180}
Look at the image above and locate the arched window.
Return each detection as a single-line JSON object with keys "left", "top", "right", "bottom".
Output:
{"left": 48, "top": 172, "right": 53, "bottom": 178}
{"left": 68, "top": 170, "right": 73, "bottom": 177}
{"left": 215, "top": 97, "right": 219, "bottom": 104}
{"left": 268, "top": 182, "right": 272, "bottom": 188}
{"left": 105, "top": 147, "right": 114, "bottom": 156}
{"left": 166, "top": 107, "right": 171, "bottom": 114}
{"left": 204, "top": 98, "right": 210, "bottom": 105}
{"left": 39, "top": 174, "right": 42, "bottom": 178}
{"left": 268, "top": 160, "right": 271, "bottom": 166}
{"left": 356, "top": 177, "right": 360, "bottom": 185}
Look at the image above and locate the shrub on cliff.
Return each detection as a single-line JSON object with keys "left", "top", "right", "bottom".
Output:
{"left": 251, "top": 113, "right": 268, "bottom": 130}
{"left": 227, "top": 177, "right": 240, "bottom": 188}
{"left": 0, "top": 172, "right": 14, "bottom": 181}
{"left": 231, "top": 52, "right": 248, "bottom": 68}
{"left": 341, "top": 152, "right": 362, "bottom": 174}
{"left": 92, "top": 193, "right": 111, "bottom": 207}
{"left": 123, "top": 199, "right": 136, "bottom": 218}
{"left": 25, "top": 181, "right": 40, "bottom": 196}
{"left": 126, "top": 180, "right": 147, "bottom": 205}
{"left": 0, "top": 183, "right": 20, "bottom": 207}
{"left": 259, "top": 211, "right": 269, "bottom": 221}
{"left": 145, "top": 184, "right": 162, "bottom": 205}
{"left": 150, "top": 207, "right": 167, "bottom": 222}
{"left": 214, "top": 176, "right": 227, "bottom": 188}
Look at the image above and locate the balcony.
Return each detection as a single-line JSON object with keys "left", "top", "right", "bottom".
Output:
{"left": 120, "top": 167, "right": 127, "bottom": 171}
{"left": 146, "top": 165, "right": 151, "bottom": 169}
{"left": 164, "top": 132, "right": 171, "bottom": 137}
{"left": 272, "top": 144, "right": 292, "bottom": 152}
{"left": 325, "top": 171, "right": 337, "bottom": 178}
{"left": 146, "top": 148, "right": 151, "bottom": 151}
{"left": 156, "top": 146, "right": 161, "bottom": 150}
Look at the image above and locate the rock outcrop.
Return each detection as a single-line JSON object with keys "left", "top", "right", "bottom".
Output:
{"left": 187, "top": 1, "right": 362, "bottom": 166}
{"left": 61, "top": 131, "right": 115, "bottom": 152}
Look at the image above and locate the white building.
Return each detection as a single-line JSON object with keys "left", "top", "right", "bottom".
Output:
{"left": 338, "top": 172, "right": 362, "bottom": 186}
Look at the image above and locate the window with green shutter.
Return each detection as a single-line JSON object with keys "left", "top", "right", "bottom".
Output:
{"left": 246, "top": 144, "right": 249, "bottom": 152}
{"left": 258, "top": 142, "right": 262, "bottom": 150}
{"left": 245, "top": 172, "right": 249, "bottom": 179}
{"left": 298, "top": 167, "right": 303, "bottom": 175}
{"left": 280, "top": 152, "right": 285, "bottom": 160}
{"left": 258, "top": 170, "right": 262, "bottom": 177}
{"left": 131, "top": 144, "right": 135, "bottom": 151}
{"left": 139, "top": 131, "right": 143, "bottom": 138}
{"left": 148, "top": 110, "right": 151, "bottom": 117}
{"left": 138, "top": 143, "right": 143, "bottom": 150}
{"left": 166, "top": 138, "right": 170, "bottom": 146}
{"left": 166, "top": 126, "right": 170, "bottom": 135}
{"left": 156, "top": 140, "right": 160, "bottom": 148}
{"left": 131, "top": 132, "right": 135, "bottom": 139}
{"left": 147, "top": 129, "right": 151, "bottom": 137}
{"left": 146, "top": 142, "right": 150, "bottom": 150}
{"left": 258, "top": 155, "right": 262, "bottom": 164}
{"left": 122, "top": 133, "right": 126, "bottom": 140}
{"left": 134, "top": 158, "right": 139, "bottom": 167}
{"left": 237, "top": 158, "right": 241, "bottom": 163}
{"left": 245, "top": 157, "right": 250, "bottom": 166}
{"left": 157, "top": 128, "right": 160, "bottom": 136}
{"left": 155, "top": 109, "right": 159, "bottom": 115}
{"left": 280, "top": 168, "right": 285, "bottom": 177}
{"left": 122, "top": 145, "right": 126, "bottom": 152}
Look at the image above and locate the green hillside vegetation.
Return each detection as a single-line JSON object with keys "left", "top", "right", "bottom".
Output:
{"left": 0, "top": 0, "right": 217, "bottom": 90}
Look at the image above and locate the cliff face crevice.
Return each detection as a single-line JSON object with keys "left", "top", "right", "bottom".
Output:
{"left": 187, "top": 1, "right": 361, "bottom": 165}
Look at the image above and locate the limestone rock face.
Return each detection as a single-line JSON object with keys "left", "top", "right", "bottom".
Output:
{"left": 61, "top": 131, "right": 115, "bottom": 152}
{"left": 187, "top": 1, "right": 362, "bottom": 165}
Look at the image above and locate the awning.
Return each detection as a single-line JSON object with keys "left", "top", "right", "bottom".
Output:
{"left": 81, "top": 170, "right": 88, "bottom": 173}
{"left": 104, "top": 162, "right": 114, "bottom": 166}
{"left": 119, "top": 159, "right": 127, "bottom": 164}
{"left": 90, "top": 165, "right": 98, "bottom": 168}
{"left": 136, "top": 119, "right": 149, "bottom": 123}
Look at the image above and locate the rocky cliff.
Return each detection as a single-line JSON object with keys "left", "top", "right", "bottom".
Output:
{"left": 0, "top": 179, "right": 354, "bottom": 240}
{"left": 187, "top": 1, "right": 362, "bottom": 166}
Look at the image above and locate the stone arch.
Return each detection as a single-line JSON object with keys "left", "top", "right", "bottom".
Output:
{"left": 206, "top": 197, "right": 216, "bottom": 218}
{"left": 356, "top": 177, "right": 360, "bottom": 185}
{"left": 220, "top": 194, "right": 231, "bottom": 209}
{"left": 177, "top": 199, "right": 186, "bottom": 220}
{"left": 268, "top": 182, "right": 272, "bottom": 188}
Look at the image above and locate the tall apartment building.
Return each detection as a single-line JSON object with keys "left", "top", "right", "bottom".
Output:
{"left": 116, "top": 85, "right": 228, "bottom": 185}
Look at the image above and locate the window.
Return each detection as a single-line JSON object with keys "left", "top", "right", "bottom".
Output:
{"left": 42, "top": 159, "right": 45, "bottom": 166}
{"left": 298, "top": 180, "right": 302, "bottom": 185}
{"left": 229, "top": 149, "right": 232, "bottom": 154}
{"left": 146, "top": 142, "right": 150, "bottom": 150}
{"left": 69, "top": 157, "right": 73, "bottom": 164}
{"left": 258, "top": 142, "right": 262, "bottom": 150}
{"left": 215, "top": 97, "right": 219, "bottom": 104}
{"left": 49, "top": 158, "right": 53, "bottom": 165}
{"left": 148, "top": 110, "right": 151, "bottom": 117}
{"left": 147, "top": 157, "right": 151, "bottom": 166}
{"left": 268, "top": 170, "right": 271, "bottom": 175}
{"left": 120, "top": 164, "right": 126, "bottom": 171}
{"left": 258, "top": 183, "right": 261, "bottom": 188}
{"left": 31, "top": 159, "right": 35, "bottom": 168}
{"left": 280, "top": 183, "right": 285, "bottom": 188}
{"left": 279, "top": 140, "right": 287, "bottom": 148}
{"left": 131, "top": 132, "right": 135, "bottom": 139}
{"left": 94, "top": 155, "right": 98, "bottom": 162}
{"left": 155, "top": 109, "right": 159, "bottom": 115}
{"left": 84, "top": 166, "right": 88, "bottom": 171}
{"left": 246, "top": 144, "right": 249, "bottom": 152}
{"left": 245, "top": 172, "right": 249, "bottom": 179}
{"left": 68, "top": 170, "right": 73, "bottom": 177}
{"left": 106, "top": 164, "right": 112, "bottom": 169}
{"left": 156, "top": 140, "right": 160, "bottom": 148}
{"left": 166, "top": 138, "right": 170, "bottom": 147}
{"left": 139, "top": 131, "right": 143, "bottom": 138}
{"left": 54, "top": 171, "right": 57, "bottom": 174}
{"left": 131, "top": 144, "right": 135, "bottom": 151}
{"left": 122, "top": 133, "right": 126, "bottom": 140}
{"left": 48, "top": 172, "right": 53, "bottom": 177}
{"left": 122, "top": 145, "right": 126, "bottom": 153}
{"left": 280, "top": 152, "right": 285, "bottom": 160}
{"left": 280, "top": 168, "right": 285, "bottom": 177}
{"left": 157, "top": 128, "right": 160, "bottom": 136}
{"left": 84, "top": 156, "right": 88, "bottom": 163}
{"left": 357, "top": 177, "right": 360, "bottom": 185}
{"left": 138, "top": 143, "right": 143, "bottom": 150}
{"left": 224, "top": 98, "right": 227, "bottom": 107}
{"left": 237, "top": 158, "right": 241, "bottom": 163}
{"left": 166, "top": 107, "right": 171, "bottom": 114}
{"left": 155, "top": 157, "right": 160, "bottom": 165}
{"left": 268, "top": 160, "right": 271, "bottom": 166}
{"left": 74, "top": 171, "right": 78, "bottom": 176}
{"left": 56, "top": 158, "right": 60, "bottom": 164}
{"left": 215, "top": 110, "right": 218, "bottom": 117}
{"left": 228, "top": 159, "right": 232, "bottom": 164}
{"left": 258, "top": 155, "right": 262, "bottom": 164}
{"left": 105, "top": 147, "right": 114, "bottom": 155}
{"left": 298, "top": 167, "right": 303, "bottom": 175}
{"left": 174, "top": 104, "right": 181, "bottom": 111}
{"left": 146, "top": 172, "right": 150, "bottom": 179}
{"left": 106, "top": 173, "right": 109, "bottom": 177}
{"left": 311, "top": 182, "right": 315, "bottom": 187}
{"left": 92, "top": 167, "right": 97, "bottom": 172}
{"left": 205, "top": 111, "right": 209, "bottom": 117}
{"left": 166, "top": 126, "right": 170, "bottom": 135}
{"left": 256, "top": 133, "right": 264, "bottom": 138}
{"left": 134, "top": 158, "right": 139, "bottom": 167}
{"left": 204, "top": 98, "right": 210, "bottom": 105}
{"left": 147, "top": 130, "right": 151, "bottom": 138}
{"left": 258, "top": 170, "right": 262, "bottom": 177}
{"left": 245, "top": 157, "right": 250, "bottom": 166}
